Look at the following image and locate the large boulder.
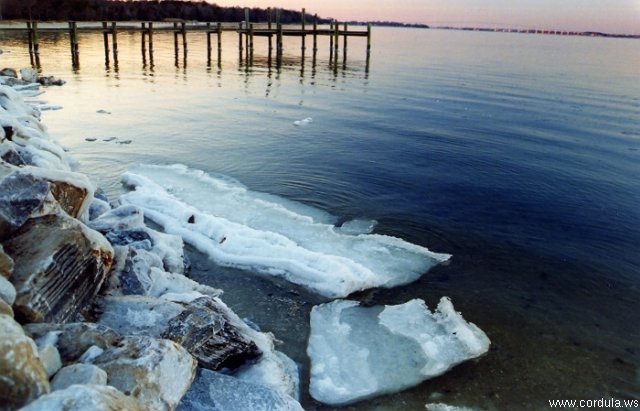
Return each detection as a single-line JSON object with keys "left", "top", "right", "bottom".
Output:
{"left": 3, "top": 213, "right": 114, "bottom": 323}
{"left": 0, "top": 68, "right": 17, "bottom": 78}
{"left": 0, "top": 314, "right": 50, "bottom": 409}
{"left": 92, "top": 336, "right": 197, "bottom": 411}
{"left": 19, "top": 384, "right": 143, "bottom": 411}
{"left": 23, "top": 322, "right": 123, "bottom": 363}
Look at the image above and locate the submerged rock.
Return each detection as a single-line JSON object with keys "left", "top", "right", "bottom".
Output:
{"left": 177, "top": 368, "right": 303, "bottom": 411}
{"left": 23, "top": 322, "right": 123, "bottom": 363}
{"left": 307, "top": 297, "right": 491, "bottom": 405}
{"left": 93, "top": 336, "right": 197, "bottom": 411}
{"left": 38, "top": 76, "right": 66, "bottom": 86}
{"left": 3, "top": 213, "right": 113, "bottom": 323}
{"left": 0, "top": 314, "right": 50, "bottom": 409}
{"left": 20, "top": 384, "right": 143, "bottom": 411}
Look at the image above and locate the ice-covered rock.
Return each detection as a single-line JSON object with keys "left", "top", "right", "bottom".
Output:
{"left": 93, "top": 335, "right": 197, "bottom": 411}
{"left": 177, "top": 368, "right": 303, "bottom": 411}
{"left": 97, "top": 295, "right": 262, "bottom": 371}
{"left": 0, "top": 314, "right": 50, "bottom": 409}
{"left": 0, "top": 68, "right": 17, "bottom": 78}
{"left": 121, "top": 164, "right": 451, "bottom": 298}
{"left": 23, "top": 322, "right": 123, "bottom": 363}
{"left": 338, "top": 218, "right": 377, "bottom": 235}
{"left": 307, "top": 297, "right": 490, "bottom": 405}
{"left": 51, "top": 364, "right": 108, "bottom": 391}
{"left": 20, "top": 68, "right": 39, "bottom": 83}
{"left": 97, "top": 295, "right": 185, "bottom": 337}
{"left": 20, "top": 384, "right": 143, "bottom": 411}
{"left": 3, "top": 213, "right": 113, "bottom": 323}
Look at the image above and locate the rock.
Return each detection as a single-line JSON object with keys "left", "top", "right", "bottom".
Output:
{"left": 0, "top": 171, "right": 51, "bottom": 241}
{"left": 3, "top": 213, "right": 114, "bottom": 323}
{"left": 49, "top": 180, "right": 90, "bottom": 218}
{"left": 88, "top": 197, "right": 111, "bottom": 220}
{"left": 97, "top": 294, "right": 261, "bottom": 371}
{"left": 1, "top": 77, "right": 29, "bottom": 87}
{"left": 0, "top": 68, "right": 17, "bottom": 78}
{"left": 38, "top": 76, "right": 66, "bottom": 86}
{"left": 20, "top": 68, "right": 39, "bottom": 83}
{"left": 23, "top": 322, "right": 123, "bottom": 363}
{"left": 177, "top": 368, "right": 304, "bottom": 411}
{"left": 0, "top": 314, "right": 50, "bottom": 409}
{"left": 97, "top": 295, "right": 184, "bottom": 338}
{"left": 106, "top": 227, "right": 153, "bottom": 247}
{"left": 51, "top": 364, "right": 108, "bottom": 391}
{"left": 0, "top": 244, "right": 14, "bottom": 278}
{"left": 89, "top": 204, "right": 145, "bottom": 233}
{"left": 93, "top": 336, "right": 197, "bottom": 411}
{"left": 20, "top": 384, "right": 144, "bottom": 411}
{"left": 162, "top": 296, "right": 262, "bottom": 370}
{"left": 0, "top": 141, "right": 27, "bottom": 165}
{"left": 0, "top": 298, "right": 13, "bottom": 316}
{"left": 0, "top": 274, "right": 16, "bottom": 305}
{"left": 38, "top": 344, "right": 63, "bottom": 378}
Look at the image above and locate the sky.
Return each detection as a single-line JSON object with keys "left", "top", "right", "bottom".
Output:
{"left": 210, "top": 0, "right": 640, "bottom": 34}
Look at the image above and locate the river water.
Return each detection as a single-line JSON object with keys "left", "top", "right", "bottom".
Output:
{"left": 1, "top": 24, "right": 639, "bottom": 410}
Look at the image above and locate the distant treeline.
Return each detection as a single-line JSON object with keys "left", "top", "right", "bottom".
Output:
{"left": 0, "top": 0, "right": 330, "bottom": 23}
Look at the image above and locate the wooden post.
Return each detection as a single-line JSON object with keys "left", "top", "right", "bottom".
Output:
{"left": 313, "top": 15, "right": 318, "bottom": 54}
{"left": 301, "top": 8, "right": 306, "bottom": 55}
{"left": 268, "top": 7, "right": 273, "bottom": 55}
{"left": 343, "top": 22, "right": 348, "bottom": 64}
{"left": 102, "top": 21, "right": 109, "bottom": 65}
{"left": 141, "top": 22, "right": 147, "bottom": 62}
{"left": 249, "top": 23, "right": 254, "bottom": 65}
{"left": 181, "top": 22, "right": 187, "bottom": 53}
{"left": 366, "top": 23, "right": 371, "bottom": 61}
{"left": 111, "top": 22, "right": 118, "bottom": 59}
{"left": 27, "top": 21, "right": 33, "bottom": 54}
{"left": 206, "top": 22, "right": 212, "bottom": 63}
{"left": 216, "top": 23, "right": 222, "bottom": 65}
{"left": 329, "top": 21, "right": 334, "bottom": 63}
{"left": 69, "top": 21, "right": 79, "bottom": 66}
{"left": 334, "top": 22, "right": 339, "bottom": 66}
{"left": 238, "top": 22, "right": 243, "bottom": 62}
{"left": 277, "top": 22, "right": 283, "bottom": 57}
{"left": 173, "top": 22, "right": 179, "bottom": 55}
{"left": 32, "top": 21, "right": 40, "bottom": 67}
{"left": 148, "top": 22, "right": 154, "bottom": 64}
{"left": 244, "top": 8, "right": 250, "bottom": 62}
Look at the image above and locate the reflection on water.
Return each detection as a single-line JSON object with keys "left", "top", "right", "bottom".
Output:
{"left": 1, "top": 26, "right": 639, "bottom": 410}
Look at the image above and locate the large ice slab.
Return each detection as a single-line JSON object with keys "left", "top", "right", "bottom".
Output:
{"left": 120, "top": 164, "right": 450, "bottom": 298}
{"left": 307, "top": 297, "right": 490, "bottom": 405}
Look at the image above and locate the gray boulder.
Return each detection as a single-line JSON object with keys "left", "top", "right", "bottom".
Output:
{"left": 51, "top": 364, "right": 108, "bottom": 391}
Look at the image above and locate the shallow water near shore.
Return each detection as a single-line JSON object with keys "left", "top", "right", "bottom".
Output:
{"left": 2, "top": 25, "right": 639, "bottom": 409}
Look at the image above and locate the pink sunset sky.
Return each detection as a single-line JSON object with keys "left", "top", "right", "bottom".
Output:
{"left": 210, "top": 0, "right": 640, "bottom": 34}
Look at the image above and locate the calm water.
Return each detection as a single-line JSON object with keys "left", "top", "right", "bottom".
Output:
{"left": 2, "top": 25, "right": 639, "bottom": 410}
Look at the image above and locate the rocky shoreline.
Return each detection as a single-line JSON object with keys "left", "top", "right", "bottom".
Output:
{"left": 0, "top": 70, "right": 303, "bottom": 410}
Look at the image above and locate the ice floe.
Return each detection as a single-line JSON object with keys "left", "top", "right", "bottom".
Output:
{"left": 120, "top": 164, "right": 450, "bottom": 298}
{"left": 307, "top": 297, "right": 490, "bottom": 405}
{"left": 293, "top": 117, "right": 312, "bottom": 126}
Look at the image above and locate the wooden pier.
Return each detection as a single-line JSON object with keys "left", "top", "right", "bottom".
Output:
{"left": 11, "top": 8, "right": 371, "bottom": 71}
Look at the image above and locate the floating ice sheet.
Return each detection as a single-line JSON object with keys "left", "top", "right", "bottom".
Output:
{"left": 307, "top": 297, "right": 490, "bottom": 405}
{"left": 120, "top": 164, "right": 450, "bottom": 298}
